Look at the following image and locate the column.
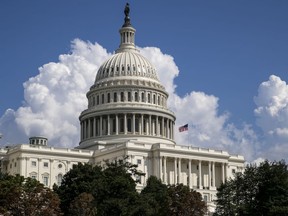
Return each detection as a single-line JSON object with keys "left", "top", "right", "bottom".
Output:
{"left": 143, "top": 157, "right": 147, "bottom": 184}
{"left": 198, "top": 160, "right": 202, "bottom": 189}
{"left": 132, "top": 114, "right": 135, "bottom": 134}
{"left": 88, "top": 118, "right": 91, "bottom": 138}
{"left": 178, "top": 158, "right": 182, "bottom": 183}
{"left": 225, "top": 163, "right": 228, "bottom": 180}
{"left": 156, "top": 116, "right": 159, "bottom": 136}
{"left": 208, "top": 161, "right": 211, "bottom": 188}
{"left": 166, "top": 119, "right": 169, "bottom": 138}
{"left": 149, "top": 115, "right": 152, "bottom": 135}
{"left": 174, "top": 158, "right": 177, "bottom": 184}
{"left": 124, "top": 114, "right": 127, "bottom": 134}
{"left": 107, "top": 115, "right": 110, "bottom": 135}
{"left": 163, "top": 157, "right": 167, "bottom": 184}
{"left": 169, "top": 121, "right": 173, "bottom": 139}
{"left": 222, "top": 163, "right": 225, "bottom": 183}
{"left": 159, "top": 156, "right": 162, "bottom": 181}
{"left": 83, "top": 120, "right": 86, "bottom": 139}
{"left": 212, "top": 162, "right": 216, "bottom": 188}
{"left": 50, "top": 159, "right": 54, "bottom": 188}
{"left": 116, "top": 114, "right": 119, "bottom": 135}
{"left": 188, "top": 159, "right": 192, "bottom": 188}
{"left": 100, "top": 116, "right": 103, "bottom": 136}
{"left": 141, "top": 114, "right": 144, "bottom": 135}
{"left": 172, "top": 122, "right": 174, "bottom": 140}
{"left": 93, "top": 117, "right": 97, "bottom": 137}
{"left": 80, "top": 122, "right": 83, "bottom": 140}
{"left": 161, "top": 117, "right": 164, "bottom": 137}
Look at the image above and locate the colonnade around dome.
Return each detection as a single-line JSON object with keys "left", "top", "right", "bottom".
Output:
{"left": 80, "top": 113, "right": 175, "bottom": 143}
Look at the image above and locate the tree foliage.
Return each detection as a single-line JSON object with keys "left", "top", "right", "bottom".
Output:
{"left": 167, "top": 184, "right": 207, "bottom": 216}
{"left": 56, "top": 159, "right": 207, "bottom": 216}
{"left": 214, "top": 160, "right": 288, "bottom": 216}
{"left": 0, "top": 173, "right": 61, "bottom": 216}
{"left": 69, "top": 192, "right": 97, "bottom": 216}
{"left": 141, "top": 177, "right": 207, "bottom": 216}
{"left": 140, "top": 176, "right": 169, "bottom": 215}
{"left": 55, "top": 158, "right": 144, "bottom": 216}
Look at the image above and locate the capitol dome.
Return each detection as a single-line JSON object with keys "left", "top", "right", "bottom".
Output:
{"left": 94, "top": 51, "right": 160, "bottom": 85}
{"left": 78, "top": 5, "right": 176, "bottom": 149}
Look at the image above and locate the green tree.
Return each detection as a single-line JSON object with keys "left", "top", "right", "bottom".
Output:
{"left": 55, "top": 158, "right": 145, "bottom": 216}
{"left": 167, "top": 184, "right": 207, "bottom": 216}
{"left": 0, "top": 174, "right": 61, "bottom": 216}
{"left": 140, "top": 176, "right": 169, "bottom": 215}
{"left": 214, "top": 160, "right": 288, "bottom": 216}
{"left": 55, "top": 162, "right": 103, "bottom": 214}
{"left": 69, "top": 192, "right": 97, "bottom": 216}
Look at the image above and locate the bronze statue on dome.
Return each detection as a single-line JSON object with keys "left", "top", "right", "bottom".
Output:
{"left": 123, "top": 3, "right": 131, "bottom": 27}
{"left": 124, "top": 3, "right": 130, "bottom": 18}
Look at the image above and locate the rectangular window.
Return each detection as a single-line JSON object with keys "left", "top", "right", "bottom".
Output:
{"left": 43, "top": 176, "right": 49, "bottom": 186}
{"left": 31, "top": 175, "right": 37, "bottom": 180}
{"left": 203, "top": 194, "right": 209, "bottom": 203}
{"left": 31, "top": 161, "right": 37, "bottom": 167}
{"left": 137, "top": 159, "right": 142, "bottom": 165}
{"left": 43, "top": 162, "right": 49, "bottom": 168}
{"left": 136, "top": 175, "right": 142, "bottom": 184}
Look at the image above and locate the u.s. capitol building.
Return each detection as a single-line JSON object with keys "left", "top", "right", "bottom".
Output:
{"left": 0, "top": 5, "right": 244, "bottom": 213}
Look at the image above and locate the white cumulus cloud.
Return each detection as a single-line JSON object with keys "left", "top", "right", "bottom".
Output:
{"left": 140, "top": 47, "right": 259, "bottom": 161}
{"left": 0, "top": 40, "right": 259, "bottom": 162}
{"left": 254, "top": 75, "right": 288, "bottom": 160}
{"left": 1, "top": 39, "right": 110, "bottom": 147}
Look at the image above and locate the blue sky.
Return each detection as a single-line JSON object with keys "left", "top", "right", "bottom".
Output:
{"left": 1, "top": 1, "right": 288, "bottom": 162}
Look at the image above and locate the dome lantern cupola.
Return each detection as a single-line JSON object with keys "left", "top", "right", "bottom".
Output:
{"left": 116, "top": 3, "right": 137, "bottom": 53}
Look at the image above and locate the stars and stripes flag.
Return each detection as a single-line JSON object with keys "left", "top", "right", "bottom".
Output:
{"left": 179, "top": 124, "right": 188, "bottom": 132}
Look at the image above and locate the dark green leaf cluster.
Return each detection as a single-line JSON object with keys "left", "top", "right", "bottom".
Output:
{"left": 214, "top": 160, "right": 288, "bottom": 216}
{"left": 55, "top": 159, "right": 207, "bottom": 216}
{"left": 55, "top": 158, "right": 145, "bottom": 216}
{"left": 0, "top": 173, "right": 61, "bottom": 215}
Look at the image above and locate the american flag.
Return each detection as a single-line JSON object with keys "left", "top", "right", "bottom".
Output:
{"left": 179, "top": 124, "right": 188, "bottom": 132}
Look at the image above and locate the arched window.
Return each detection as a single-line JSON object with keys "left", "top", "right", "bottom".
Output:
{"left": 148, "top": 93, "right": 151, "bottom": 103}
{"left": 141, "top": 92, "right": 145, "bottom": 102}
{"left": 114, "top": 92, "right": 117, "bottom": 102}
{"left": 107, "top": 93, "right": 110, "bottom": 103}
{"left": 57, "top": 174, "right": 63, "bottom": 186}
{"left": 128, "top": 92, "right": 131, "bottom": 102}
{"left": 135, "top": 92, "right": 138, "bottom": 102}
{"left": 153, "top": 94, "right": 156, "bottom": 104}
{"left": 121, "top": 92, "right": 124, "bottom": 102}
{"left": 101, "top": 94, "right": 105, "bottom": 104}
